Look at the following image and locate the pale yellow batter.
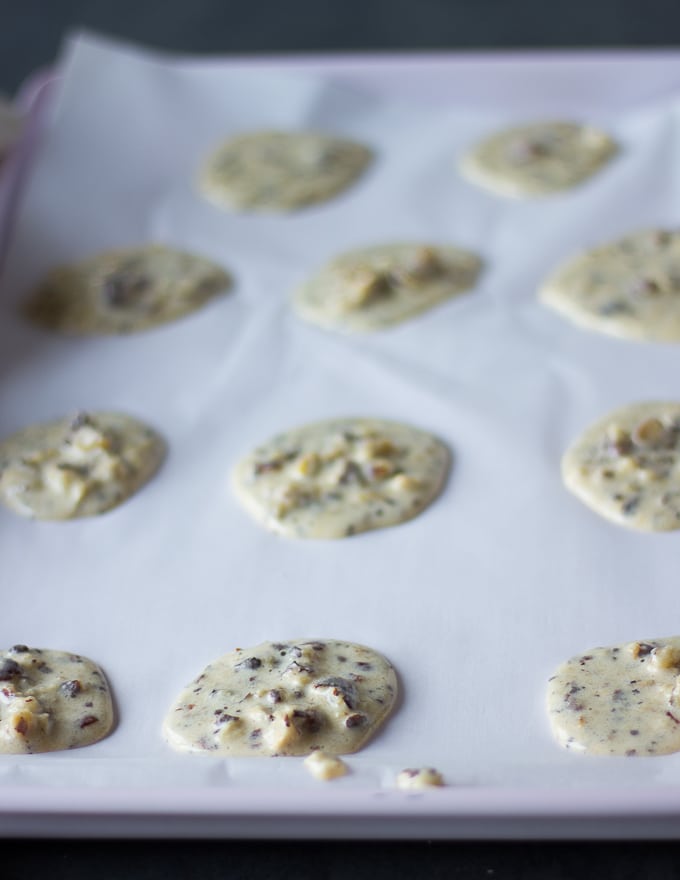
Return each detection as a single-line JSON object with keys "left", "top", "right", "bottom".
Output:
{"left": 0, "top": 645, "right": 113, "bottom": 754}
{"left": 541, "top": 229, "right": 680, "bottom": 342}
{"left": 548, "top": 637, "right": 680, "bottom": 756}
{"left": 562, "top": 402, "right": 680, "bottom": 532}
{"left": 0, "top": 411, "right": 165, "bottom": 520}
{"left": 460, "top": 121, "right": 616, "bottom": 197}
{"left": 24, "top": 244, "right": 231, "bottom": 335}
{"left": 164, "top": 639, "right": 397, "bottom": 757}
{"left": 293, "top": 242, "right": 482, "bottom": 333}
{"left": 199, "top": 130, "right": 372, "bottom": 213}
{"left": 232, "top": 417, "right": 450, "bottom": 539}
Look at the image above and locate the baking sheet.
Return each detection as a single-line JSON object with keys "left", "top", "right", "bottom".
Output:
{"left": 3, "top": 33, "right": 680, "bottom": 837}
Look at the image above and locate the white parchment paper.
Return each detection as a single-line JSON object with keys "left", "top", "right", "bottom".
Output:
{"left": 3, "top": 34, "right": 680, "bottom": 815}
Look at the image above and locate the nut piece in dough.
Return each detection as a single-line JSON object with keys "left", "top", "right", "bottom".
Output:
{"left": 198, "top": 130, "right": 373, "bottom": 213}
{"left": 293, "top": 242, "right": 482, "bottom": 333}
{"left": 460, "top": 121, "right": 616, "bottom": 198}
{"left": 163, "top": 639, "right": 398, "bottom": 757}
{"left": 231, "top": 417, "right": 450, "bottom": 539}
{"left": 0, "top": 645, "right": 114, "bottom": 754}
{"left": 540, "top": 229, "right": 680, "bottom": 342}
{"left": 0, "top": 411, "right": 166, "bottom": 520}
{"left": 23, "top": 244, "right": 232, "bottom": 335}
{"left": 304, "top": 751, "right": 349, "bottom": 780}
{"left": 561, "top": 402, "right": 680, "bottom": 532}
{"left": 547, "top": 636, "right": 680, "bottom": 756}
{"left": 396, "top": 767, "right": 445, "bottom": 789}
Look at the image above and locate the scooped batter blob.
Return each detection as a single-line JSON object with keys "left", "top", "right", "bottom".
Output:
{"left": 0, "top": 645, "right": 113, "bottom": 754}
{"left": 548, "top": 637, "right": 680, "bottom": 756}
{"left": 231, "top": 417, "right": 450, "bottom": 539}
{"left": 163, "top": 639, "right": 397, "bottom": 757}
{"left": 199, "top": 130, "right": 372, "bottom": 213}
{"left": 293, "top": 242, "right": 482, "bottom": 333}
{"left": 0, "top": 410, "right": 165, "bottom": 520}
{"left": 460, "top": 121, "right": 616, "bottom": 197}
{"left": 561, "top": 402, "right": 680, "bottom": 532}
{"left": 23, "top": 244, "right": 231, "bottom": 335}
{"left": 540, "top": 229, "right": 680, "bottom": 342}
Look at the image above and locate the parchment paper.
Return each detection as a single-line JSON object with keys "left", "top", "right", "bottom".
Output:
{"left": 2, "top": 33, "right": 680, "bottom": 809}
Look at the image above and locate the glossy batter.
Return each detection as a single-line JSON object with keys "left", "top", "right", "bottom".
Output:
{"left": 293, "top": 242, "right": 482, "bottom": 333}
{"left": 232, "top": 418, "right": 450, "bottom": 539}
{"left": 460, "top": 121, "right": 616, "bottom": 197}
{"left": 164, "top": 639, "right": 397, "bottom": 757}
{"left": 548, "top": 637, "right": 680, "bottom": 756}
{"left": 0, "top": 645, "right": 113, "bottom": 754}
{"left": 24, "top": 244, "right": 231, "bottom": 335}
{"left": 562, "top": 402, "right": 680, "bottom": 532}
{"left": 0, "top": 411, "right": 165, "bottom": 520}
{"left": 303, "top": 751, "right": 349, "bottom": 780}
{"left": 540, "top": 229, "right": 680, "bottom": 342}
{"left": 199, "top": 130, "right": 372, "bottom": 213}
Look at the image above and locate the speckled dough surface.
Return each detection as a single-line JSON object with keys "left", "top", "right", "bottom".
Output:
{"left": 0, "top": 411, "right": 165, "bottom": 520}
{"left": 163, "top": 639, "right": 397, "bottom": 757}
{"left": 562, "top": 402, "right": 680, "bottom": 532}
{"left": 540, "top": 229, "right": 680, "bottom": 342}
{"left": 548, "top": 637, "right": 680, "bottom": 757}
{"left": 232, "top": 417, "right": 450, "bottom": 539}
{"left": 460, "top": 121, "right": 616, "bottom": 197}
{"left": 199, "top": 130, "right": 372, "bottom": 212}
{"left": 23, "top": 244, "right": 231, "bottom": 335}
{"left": 293, "top": 242, "right": 482, "bottom": 332}
{"left": 0, "top": 645, "right": 113, "bottom": 754}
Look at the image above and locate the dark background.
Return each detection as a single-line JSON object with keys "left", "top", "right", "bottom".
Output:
{"left": 4, "top": 1, "right": 680, "bottom": 877}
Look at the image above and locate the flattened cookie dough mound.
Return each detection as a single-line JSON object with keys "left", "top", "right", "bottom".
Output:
{"left": 163, "top": 639, "right": 397, "bottom": 756}
{"left": 199, "top": 130, "right": 373, "bottom": 213}
{"left": 0, "top": 645, "right": 113, "bottom": 754}
{"left": 562, "top": 402, "right": 680, "bottom": 532}
{"left": 540, "top": 230, "right": 680, "bottom": 342}
{"left": 460, "top": 121, "right": 616, "bottom": 197}
{"left": 232, "top": 418, "right": 450, "bottom": 539}
{"left": 293, "top": 242, "right": 482, "bottom": 333}
{"left": 24, "top": 244, "right": 231, "bottom": 335}
{"left": 0, "top": 411, "right": 165, "bottom": 520}
{"left": 548, "top": 637, "right": 680, "bottom": 756}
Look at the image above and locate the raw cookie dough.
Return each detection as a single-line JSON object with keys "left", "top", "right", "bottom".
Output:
{"left": 561, "top": 402, "right": 680, "bottom": 532}
{"left": 293, "top": 242, "right": 482, "bottom": 333}
{"left": 198, "top": 130, "right": 372, "bottom": 213}
{"left": 0, "top": 410, "right": 165, "bottom": 520}
{"left": 231, "top": 417, "right": 450, "bottom": 539}
{"left": 460, "top": 121, "right": 616, "bottom": 197}
{"left": 0, "top": 645, "right": 113, "bottom": 754}
{"left": 396, "top": 767, "right": 445, "bottom": 789}
{"left": 547, "top": 637, "right": 680, "bottom": 757}
{"left": 23, "top": 244, "right": 231, "bottom": 335}
{"left": 163, "top": 639, "right": 397, "bottom": 757}
{"left": 540, "top": 229, "right": 680, "bottom": 342}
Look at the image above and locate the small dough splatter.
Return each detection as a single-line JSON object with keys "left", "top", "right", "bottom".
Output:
{"left": 396, "top": 767, "right": 445, "bottom": 789}
{"left": 232, "top": 417, "right": 450, "bottom": 539}
{"left": 23, "top": 244, "right": 231, "bottom": 335}
{"left": 163, "top": 639, "right": 397, "bottom": 757}
{"left": 548, "top": 637, "right": 680, "bottom": 756}
{"left": 0, "top": 645, "right": 113, "bottom": 754}
{"left": 198, "top": 130, "right": 372, "bottom": 213}
{"left": 304, "top": 751, "right": 349, "bottom": 780}
{"left": 0, "top": 411, "right": 165, "bottom": 520}
{"left": 293, "top": 242, "right": 482, "bottom": 333}
{"left": 561, "top": 402, "right": 680, "bottom": 532}
{"left": 460, "top": 121, "right": 616, "bottom": 197}
{"left": 540, "top": 229, "right": 680, "bottom": 342}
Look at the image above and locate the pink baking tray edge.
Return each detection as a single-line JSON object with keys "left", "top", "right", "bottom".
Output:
{"left": 4, "top": 49, "right": 680, "bottom": 839}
